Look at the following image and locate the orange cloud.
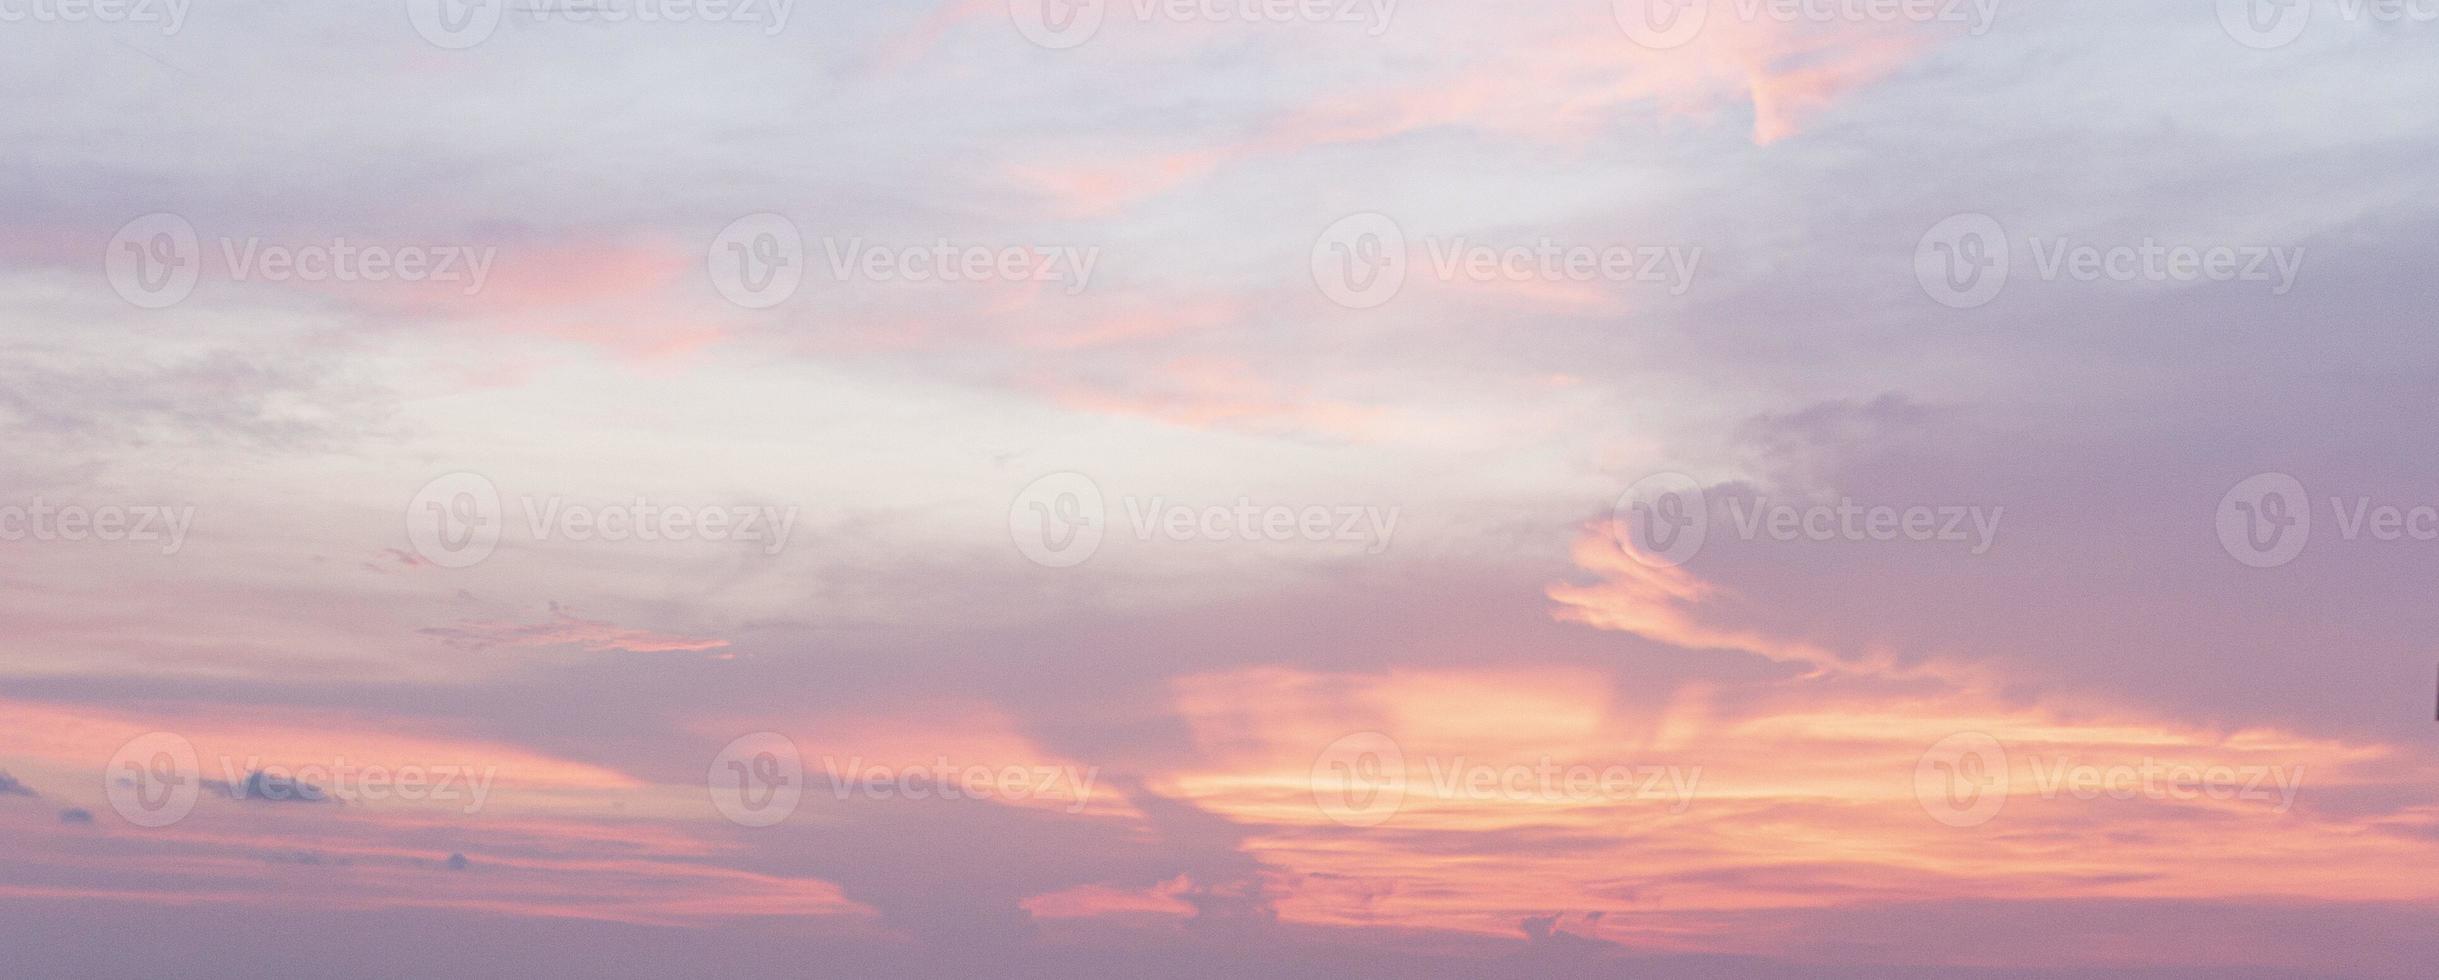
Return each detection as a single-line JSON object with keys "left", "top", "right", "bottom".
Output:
{"left": 1546, "top": 517, "right": 1848, "bottom": 672}
{"left": 1105, "top": 527, "right": 2439, "bottom": 962}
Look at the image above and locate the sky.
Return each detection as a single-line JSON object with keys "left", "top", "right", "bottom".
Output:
{"left": 3, "top": 0, "right": 2438, "bottom": 976}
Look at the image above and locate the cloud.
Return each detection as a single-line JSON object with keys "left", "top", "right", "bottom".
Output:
{"left": 0, "top": 771, "right": 36, "bottom": 798}
{"left": 1519, "top": 911, "right": 1615, "bottom": 950}
{"left": 2, "top": 2, "right": 2436, "bottom": 975}
{"left": 419, "top": 607, "right": 729, "bottom": 655}
{"left": 364, "top": 548, "right": 433, "bottom": 573}
{"left": 0, "top": 348, "right": 395, "bottom": 455}
{"left": 199, "top": 770, "right": 336, "bottom": 805}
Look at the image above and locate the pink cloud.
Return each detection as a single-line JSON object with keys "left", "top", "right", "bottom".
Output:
{"left": 419, "top": 607, "right": 729, "bottom": 654}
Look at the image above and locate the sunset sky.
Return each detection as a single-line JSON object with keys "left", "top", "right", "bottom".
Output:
{"left": 4, "top": 1, "right": 2438, "bottom": 977}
